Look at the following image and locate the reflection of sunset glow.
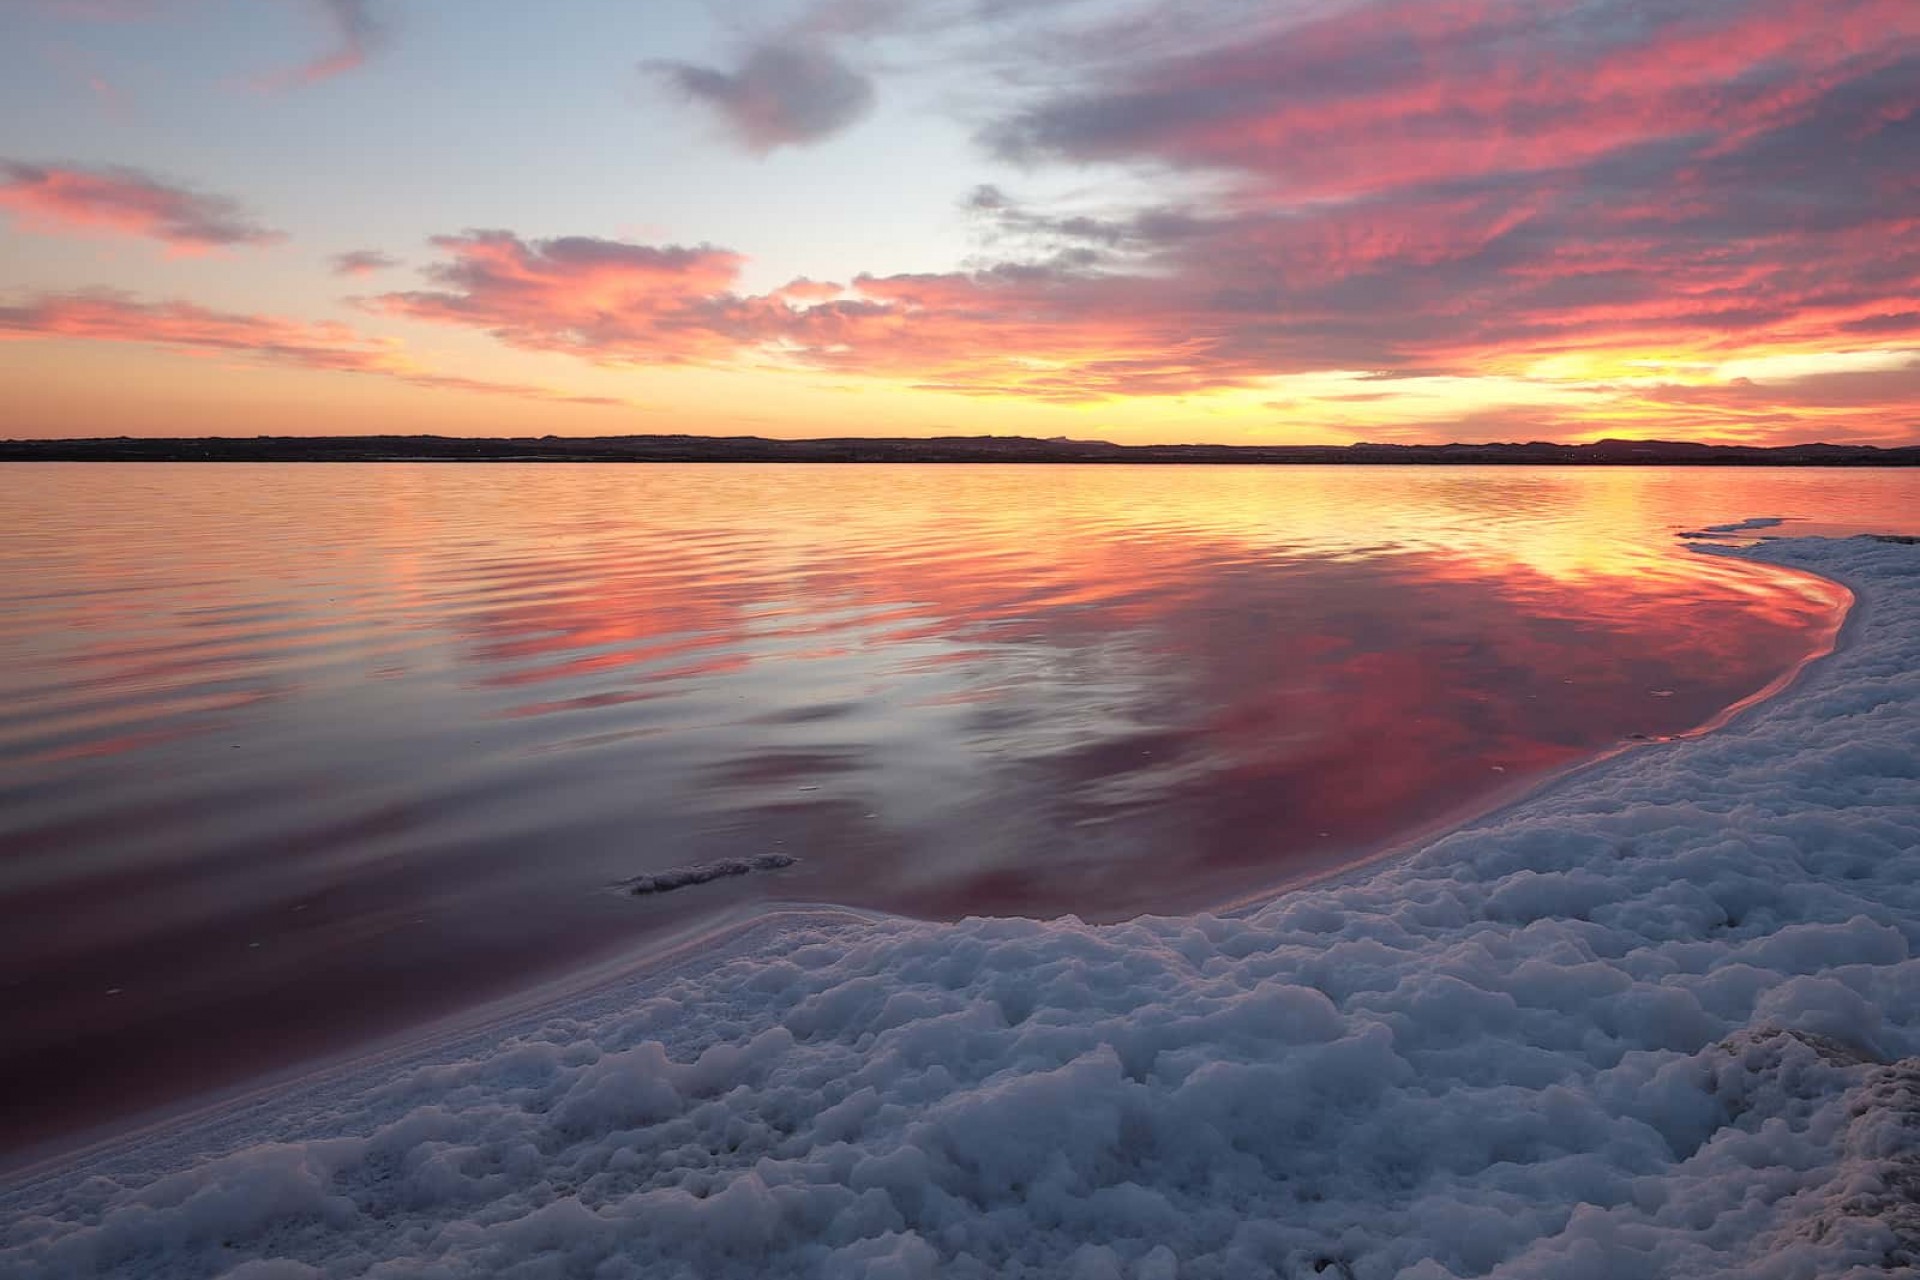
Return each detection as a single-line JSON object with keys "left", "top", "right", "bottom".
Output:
{"left": 2, "top": 463, "right": 1910, "bottom": 1145}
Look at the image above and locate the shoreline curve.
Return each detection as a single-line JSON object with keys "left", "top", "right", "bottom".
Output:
{"left": 0, "top": 530, "right": 1866, "bottom": 1187}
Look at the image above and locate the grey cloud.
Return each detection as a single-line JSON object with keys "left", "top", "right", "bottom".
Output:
{"left": 331, "top": 248, "right": 401, "bottom": 276}
{"left": 647, "top": 43, "right": 875, "bottom": 152}
{"left": 963, "top": 183, "right": 1211, "bottom": 272}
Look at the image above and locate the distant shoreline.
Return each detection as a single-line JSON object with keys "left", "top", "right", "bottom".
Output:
{"left": 3, "top": 434, "right": 1918, "bottom": 466}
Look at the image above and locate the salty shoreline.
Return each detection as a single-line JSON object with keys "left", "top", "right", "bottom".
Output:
{"left": 4, "top": 534, "right": 1915, "bottom": 1278}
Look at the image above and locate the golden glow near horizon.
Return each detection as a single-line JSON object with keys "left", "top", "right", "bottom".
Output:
{"left": 1, "top": 1, "right": 1915, "bottom": 445}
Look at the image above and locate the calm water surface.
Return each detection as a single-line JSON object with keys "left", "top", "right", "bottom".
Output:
{"left": 2, "top": 464, "right": 1913, "bottom": 1152}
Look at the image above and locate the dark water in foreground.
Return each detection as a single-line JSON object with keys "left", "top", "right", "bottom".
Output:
{"left": 2, "top": 464, "right": 1912, "bottom": 1154}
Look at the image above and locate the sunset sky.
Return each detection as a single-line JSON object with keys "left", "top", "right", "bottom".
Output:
{"left": 1, "top": 0, "right": 1916, "bottom": 445}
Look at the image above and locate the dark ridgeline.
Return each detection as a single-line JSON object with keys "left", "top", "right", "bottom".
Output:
{"left": 3, "top": 434, "right": 1919, "bottom": 464}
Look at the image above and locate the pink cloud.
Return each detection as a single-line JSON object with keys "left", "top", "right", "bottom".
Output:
{"left": 367, "top": 230, "right": 1273, "bottom": 401}
{"left": 0, "top": 162, "right": 283, "bottom": 254}
{"left": 0, "top": 291, "right": 621, "bottom": 406}
{"left": 372, "top": 231, "right": 754, "bottom": 364}
{"left": 957, "top": 0, "right": 1920, "bottom": 381}
{"left": 987, "top": 0, "right": 1920, "bottom": 201}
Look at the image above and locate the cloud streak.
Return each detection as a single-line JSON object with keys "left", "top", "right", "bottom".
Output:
{"left": 331, "top": 249, "right": 401, "bottom": 276}
{"left": 258, "top": 0, "right": 383, "bottom": 89}
{"left": 0, "top": 162, "right": 284, "bottom": 253}
{"left": 0, "top": 291, "right": 621, "bottom": 406}
{"left": 30, "top": 0, "right": 387, "bottom": 87}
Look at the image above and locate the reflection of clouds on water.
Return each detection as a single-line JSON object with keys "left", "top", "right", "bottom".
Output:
{"left": 387, "top": 476, "right": 1851, "bottom": 924}
{"left": 0, "top": 463, "right": 1902, "bottom": 1149}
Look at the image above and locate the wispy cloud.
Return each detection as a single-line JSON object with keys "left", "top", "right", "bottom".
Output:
{"left": 0, "top": 161, "right": 284, "bottom": 253}
{"left": 257, "top": 0, "right": 384, "bottom": 89}
{"left": 30, "top": 0, "right": 388, "bottom": 87}
{"left": 331, "top": 248, "right": 401, "bottom": 276}
{"left": 0, "top": 291, "right": 621, "bottom": 406}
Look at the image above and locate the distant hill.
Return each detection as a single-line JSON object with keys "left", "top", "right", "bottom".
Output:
{"left": 3, "top": 434, "right": 1917, "bottom": 465}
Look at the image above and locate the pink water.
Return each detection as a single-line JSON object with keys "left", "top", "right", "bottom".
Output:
{"left": 2, "top": 463, "right": 1913, "bottom": 1152}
